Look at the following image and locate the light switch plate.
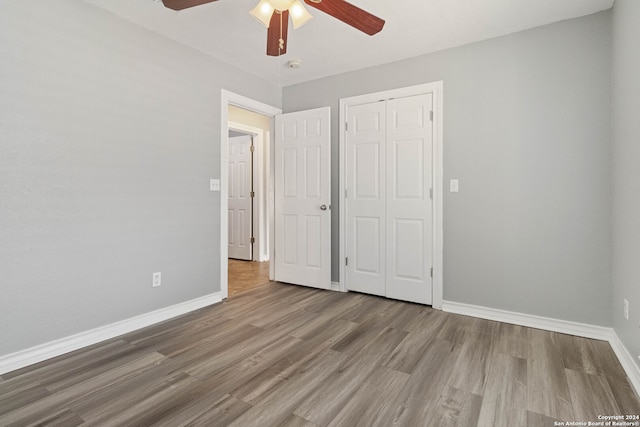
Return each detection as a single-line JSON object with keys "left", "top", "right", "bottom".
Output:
{"left": 210, "top": 179, "right": 220, "bottom": 191}
{"left": 450, "top": 179, "right": 459, "bottom": 193}
{"left": 624, "top": 299, "right": 629, "bottom": 320}
{"left": 152, "top": 272, "right": 161, "bottom": 287}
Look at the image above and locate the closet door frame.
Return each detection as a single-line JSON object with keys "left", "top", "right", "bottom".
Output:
{"left": 339, "top": 81, "right": 444, "bottom": 309}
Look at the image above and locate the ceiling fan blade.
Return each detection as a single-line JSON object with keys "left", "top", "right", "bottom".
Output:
{"left": 267, "top": 10, "right": 289, "bottom": 56}
{"left": 303, "top": 0, "right": 384, "bottom": 35}
{"left": 162, "top": 0, "right": 218, "bottom": 11}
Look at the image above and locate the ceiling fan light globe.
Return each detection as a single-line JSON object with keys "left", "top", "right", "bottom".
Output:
{"left": 270, "top": 0, "right": 295, "bottom": 12}
{"left": 290, "top": 0, "right": 313, "bottom": 29}
{"left": 250, "top": 0, "right": 274, "bottom": 28}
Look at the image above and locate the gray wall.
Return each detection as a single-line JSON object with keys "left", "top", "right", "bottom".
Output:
{"left": 612, "top": 0, "right": 640, "bottom": 370}
{"left": 283, "top": 12, "right": 612, "bottom": 326}
{"left": 0, "top": 0, "right": 280, "bottom": 355}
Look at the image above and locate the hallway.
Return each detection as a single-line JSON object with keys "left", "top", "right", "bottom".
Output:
{"left": 228, "top": 259, "right": 271, "bottom": 297}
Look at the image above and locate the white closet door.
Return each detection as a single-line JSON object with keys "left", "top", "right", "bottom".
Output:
{"left": 228, "top": 135, "right": 253, "bottom": 260}
{"left": 274, "top": 107, "right": 331, "bottom": 289}
{"left": 345, "top": 94, "right": 434, "bottom": 304}
{"left": 345, "top": 101, "right": 387, "bottom": 297}
{"left": 385, "top": 94, "right": 433, "bottom": 304}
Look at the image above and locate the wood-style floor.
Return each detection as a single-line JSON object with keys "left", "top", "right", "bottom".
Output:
{"left": 228, "top": 259, "right": 270, "bottom": 297}
{"left": 1, "top": 282, "right": 638, "bottom": 426}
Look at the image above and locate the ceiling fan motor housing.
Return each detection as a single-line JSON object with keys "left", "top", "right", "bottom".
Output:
{"left": 270, "top": 0, "right": 295, "bottom": 11}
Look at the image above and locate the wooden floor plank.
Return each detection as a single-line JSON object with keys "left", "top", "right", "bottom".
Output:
{"left": 228, "top": 350, "right": 348, "bottom": 426}
{"left": 0, "top": 353, "right": 175, "bottom": 426}
{"left": 81, "top": 372, "right": 201, "bottom": 426}
{"left": 67, "top": 356, "right": 183, "bottom": 420}
{"left": 279, "top": 414, "right": 319, "bottom": 427}
{"left": 491, "top": 322, "right": 530, "bottom": 359}
{"left": 558, "top": 333, "right": 604, "bottom": 377}
{"left": 436, "top": 312, "right": 476, "bottom": 344}
{"left": 477, "top": 353, "right": 527, "bottom": 427}
{"left": 590, "top": 338, "right": 631, "bottom": 384}
{"left": 0, "top": 279, "right": 637, "bottom": 426}
{"left": 565, "top": 369, "right": 621, "bottom": 421}
{"left": 228, "top": 259, "right": 271, "bottom": 296}
{"left": 527, "top": 410, "right": 560, "bottom": 426}
{"left": 607, "top": 378, "right": 640, "bottom": 415}
{"left": 10, "top": 407, "right": 85, "bottom": 427}
{"left": 293, "top": 356, "right": 380, "bottom": 425}
{"left": 382, "top": 312, "right": 448, "bottom": 374}
{"left": 326, "top": 365, "right": 410, "bottom": 427}
{"left": 444, "top": 327, "right": 494, "bottom": 396}
{"left": 382, "top": 338, "right": 458, "bottom": 425}
{"left": 430, "top": 387, "right": 483, "bottom": 427}
{"left": 176, "top": 394, "right": 252, "bottom": 427}
{"left": 0, "top": 380, "right": 51, "bottom": 417}
{"left": 184, "top": 330, "right": 302, "bottom": 380}
{"left": 526, "top": 329, "right": 575, "bottom": 420}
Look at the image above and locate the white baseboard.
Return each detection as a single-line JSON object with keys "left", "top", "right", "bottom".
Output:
{"left": 609, "top": 332, "right": 640, "bottom": 399}
{"left": 0, "top": 292, "right": 223, "bottom": 375}
{"left": 441, "top": 300, "right": 640, "bottom": 397}
{"left": 331, "top": 281, "right": 341, "bottom": 292}
{"left": 441, "top": 300, "right": 613, "bottom": 340}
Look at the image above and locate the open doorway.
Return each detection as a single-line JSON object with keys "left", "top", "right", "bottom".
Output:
{"left": 224, "top": 99, "right": 279, "bottom": 297}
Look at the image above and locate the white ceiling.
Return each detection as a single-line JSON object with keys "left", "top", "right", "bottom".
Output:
{"left": 84, "top": 0, "right": 614, "bottom": 87}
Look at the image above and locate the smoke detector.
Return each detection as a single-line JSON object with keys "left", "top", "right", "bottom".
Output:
{"left": 286, "top": 59, "right": 302, "bottom": 69}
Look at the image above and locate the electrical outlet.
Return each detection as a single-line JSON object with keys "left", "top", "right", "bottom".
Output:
{"left": 152, "top": 272, "right": 161, "bottom": 287}
{"left": 624, "top": 299, "right": 629, "bottom": 320}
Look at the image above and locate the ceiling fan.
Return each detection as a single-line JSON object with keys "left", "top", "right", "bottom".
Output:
{"left": 161, "top": 0, "right": 385, "bottom": 56}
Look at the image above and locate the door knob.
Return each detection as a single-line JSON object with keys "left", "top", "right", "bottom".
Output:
{"left": 320, "top": 204, "right": 328, "bottom": 211}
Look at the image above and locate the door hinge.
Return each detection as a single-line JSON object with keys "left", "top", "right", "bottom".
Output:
{"left": 345, "top": 257, "right": 348, "bottom": 266}
{"left": 250, "top": 237, "right": 255, "bottom": 244}
{"left": 345, "top": 122, "right": 349, "bottom": 132}
{"left": 430, "top": 111, "right": 434, "bottom": 121}
{"left": 250, "top": 145, "right": 255, "bottom": 152}
{"left": 430, "top": 267, "right": 433, "bottom": 278}
{"left": 345, "top": 189, "right": 348, "bottom": 198}
{"left": 250, "top": 191, "right": 255, "bottom": 198}
{"left": 429, "top": 188, "right": 433, "bottom": 200}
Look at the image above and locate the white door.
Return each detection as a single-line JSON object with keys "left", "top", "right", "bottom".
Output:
{"left": 228, "top": 135, "right": 253, "bottom": 260}
{"left": 345, "top": 101, "right": 387, "bottom": 296}
{"left": 346, "top": 94, "right": 433, "bottom": 304}
{"left": 274, "top": 107, "right": 331, "bottom": 289}
{"left": 385, "top": 95, "right": 433, "bottom": 304}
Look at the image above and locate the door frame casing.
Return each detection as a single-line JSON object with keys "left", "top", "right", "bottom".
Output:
{"left": 338, "top": 81, "right": 444, "bottom": 309}
{"left": 221, "top": 90, "right": 282, "bottom": 299}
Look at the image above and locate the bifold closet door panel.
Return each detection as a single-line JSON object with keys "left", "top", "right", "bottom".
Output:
{"left": 345, "top": 101, "right": 387, "bottom": 297}
{"left": 385, "top": 94, "right": 434, "bottom": 304}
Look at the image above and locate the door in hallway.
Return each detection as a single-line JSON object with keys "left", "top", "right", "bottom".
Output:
{"left": 228, "top": 134, "right": 253, "bottom": 260}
